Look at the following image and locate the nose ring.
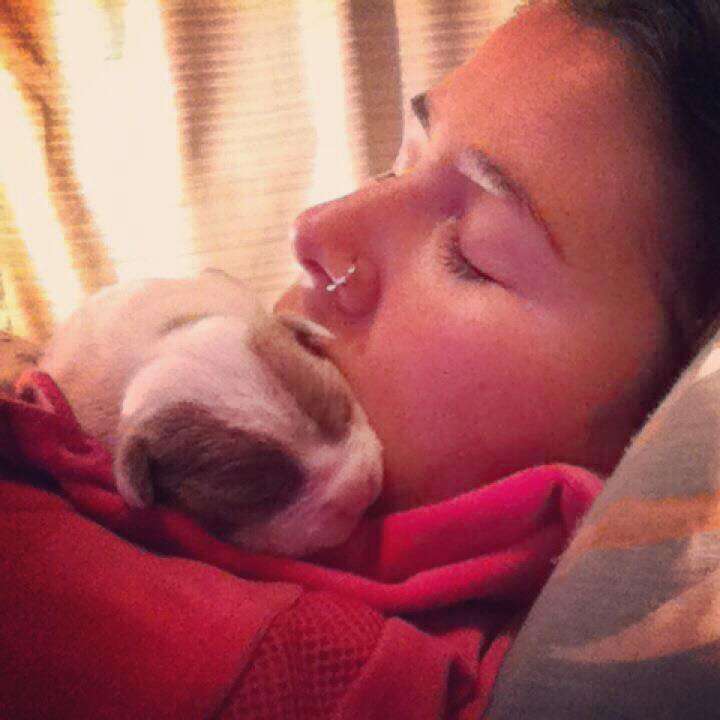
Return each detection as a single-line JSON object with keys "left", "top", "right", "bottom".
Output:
{"left": 326, "top": 264, "right": 357, "bottom": 293}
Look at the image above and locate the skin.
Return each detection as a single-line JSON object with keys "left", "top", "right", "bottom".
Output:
{"left": 276, "top": 2, "right": 688, "bottom": 512}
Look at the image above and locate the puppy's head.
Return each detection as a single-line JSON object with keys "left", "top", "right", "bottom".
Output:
{"left": 114, "top": 312, "right": 383, "bottom": 557}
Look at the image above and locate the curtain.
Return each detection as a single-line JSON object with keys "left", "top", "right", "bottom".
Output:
{"left": 0, "top": 0, "right": 519, "bottom": 342}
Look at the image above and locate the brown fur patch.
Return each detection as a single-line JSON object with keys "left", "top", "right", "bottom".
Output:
{"left": 117, "top": 401, "right": 303, "bottom": 535}
{"left": 250, "top": 320, "right": 351, "bottom": 442}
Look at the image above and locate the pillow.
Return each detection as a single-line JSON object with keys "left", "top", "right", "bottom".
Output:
{"left": 488, "top": 329, "right": 720, "bottom": 718}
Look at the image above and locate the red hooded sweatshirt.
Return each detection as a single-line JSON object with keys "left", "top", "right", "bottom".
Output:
{"left": 0, "top": 371, "right": 601, "bottom": 719}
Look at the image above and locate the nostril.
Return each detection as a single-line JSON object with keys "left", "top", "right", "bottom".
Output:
{"left": 292, "top": 205, "right": 380, "bottom": 319}
{"left": 299, "top": 259, "right": 332, "bottom": 292}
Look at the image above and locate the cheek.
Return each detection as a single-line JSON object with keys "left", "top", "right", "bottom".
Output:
{"left": 327, "top": 263, "right": 664, "bottom": 511}
{"left": 341, "top": 297, "right": 571, "bottom": 483}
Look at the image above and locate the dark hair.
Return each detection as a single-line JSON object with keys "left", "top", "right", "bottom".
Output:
{"left": 552, "top": 0, "right": 720, "bottom": 369}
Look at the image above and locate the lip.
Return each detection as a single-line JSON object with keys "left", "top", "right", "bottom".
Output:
{"left": 300, "top": 277, "right": 339, "bottom": 327}
{"left": 275, "top": 270, "right": 329, "bottom": 324}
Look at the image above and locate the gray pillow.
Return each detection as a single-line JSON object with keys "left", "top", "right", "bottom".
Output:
{"left": 488, "top": 331, "right": 720, "bottom": 719}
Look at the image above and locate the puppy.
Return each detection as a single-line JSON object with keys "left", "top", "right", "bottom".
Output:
{"left": 39, "top": 270, "right": 383, "bottom": 557}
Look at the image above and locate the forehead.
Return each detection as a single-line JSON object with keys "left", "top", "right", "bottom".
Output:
{"left": 425, "top": 3, "right": 674, "bottom": 273}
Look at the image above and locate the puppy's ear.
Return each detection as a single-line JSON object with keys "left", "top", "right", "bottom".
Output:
{"left": 113, "top": 401, "right": 304, "bottom": 534}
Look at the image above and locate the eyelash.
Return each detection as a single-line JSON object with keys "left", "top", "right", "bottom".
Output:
{"left": 375, "top": 173, "right": 491, "bottom": 283}
{"left": 440, "top": 219, "right": 491, "bottom": 283}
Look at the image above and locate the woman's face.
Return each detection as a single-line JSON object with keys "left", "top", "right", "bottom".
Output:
{"left": 276, "top": 2, "right": 684, "bottom": 512}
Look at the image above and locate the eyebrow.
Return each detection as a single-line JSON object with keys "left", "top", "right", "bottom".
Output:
{"left": 410, "top": 91, "right": 562, "bottom": 259}
{"left": 410, "top": 91, "right": 520, "bottom": 201}
{"left": 410, "top": 93, "right": 430, "bottom": 133}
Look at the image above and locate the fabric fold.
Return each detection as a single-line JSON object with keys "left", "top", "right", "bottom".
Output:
{"left": 3, "top": 370, "right": 601, "bottom": 615}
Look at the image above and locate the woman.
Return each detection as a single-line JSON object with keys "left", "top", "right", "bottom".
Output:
{"left": 2, "top": 1, "right": 719, "bottom": 718}
{"left": 277, "top": 0, "right": 719, "bottom": 514}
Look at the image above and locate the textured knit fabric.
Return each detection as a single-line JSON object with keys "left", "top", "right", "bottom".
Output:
{"left": 0, "top": 371, "right": 602, "bottom": 719}
{"left": 220, "top": 592, "right": 385, "bottom": 720}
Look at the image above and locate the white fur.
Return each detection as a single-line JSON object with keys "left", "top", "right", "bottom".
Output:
{"left": 40, "top": 271, "right": 383, "bottom": 557}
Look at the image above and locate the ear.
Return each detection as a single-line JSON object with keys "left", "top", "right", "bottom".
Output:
{"left": 112, "top": 401, "right": 304, "bottom": 534}
{"left": 114, "top": 426, "right": 155, "bottom": 508}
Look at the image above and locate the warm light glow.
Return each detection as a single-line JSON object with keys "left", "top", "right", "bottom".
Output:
{"left": 1, "top": 0, "right": 503, "bottom": 335}
{"left": 0, "top": 69, "right": 84, "bottom": 325}
{"left": 55, "top": 0, "right": 193, "bottom": 282}
{"left": 495, "top": 0, "right": 524, "bottom": 23}
{"left": 0, "top": 256, "right": 30, "bottom": 339}
{"left": 698, "top": 347, "right": 720, "bottom": 380}
{"left": 298, "top": 1, "right": 356, "bottom": 205}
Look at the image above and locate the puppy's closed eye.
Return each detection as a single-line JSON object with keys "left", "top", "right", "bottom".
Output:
{"left": 115, "top": 401, "right": 303, "bottom": 536}
{"left": 159, "top": 313, "right": 210, "bottom": 336}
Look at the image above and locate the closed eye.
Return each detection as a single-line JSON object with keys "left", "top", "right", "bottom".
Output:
{"left": 439, "top": 218, "right": 494, "bottom": 284}
{"left": 160, "top": 313, "right": 211, "bottom": 335}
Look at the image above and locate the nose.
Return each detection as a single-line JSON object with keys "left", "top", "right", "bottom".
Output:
{"left": 291, "top": 184, "right": 394, "bottom": 321}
